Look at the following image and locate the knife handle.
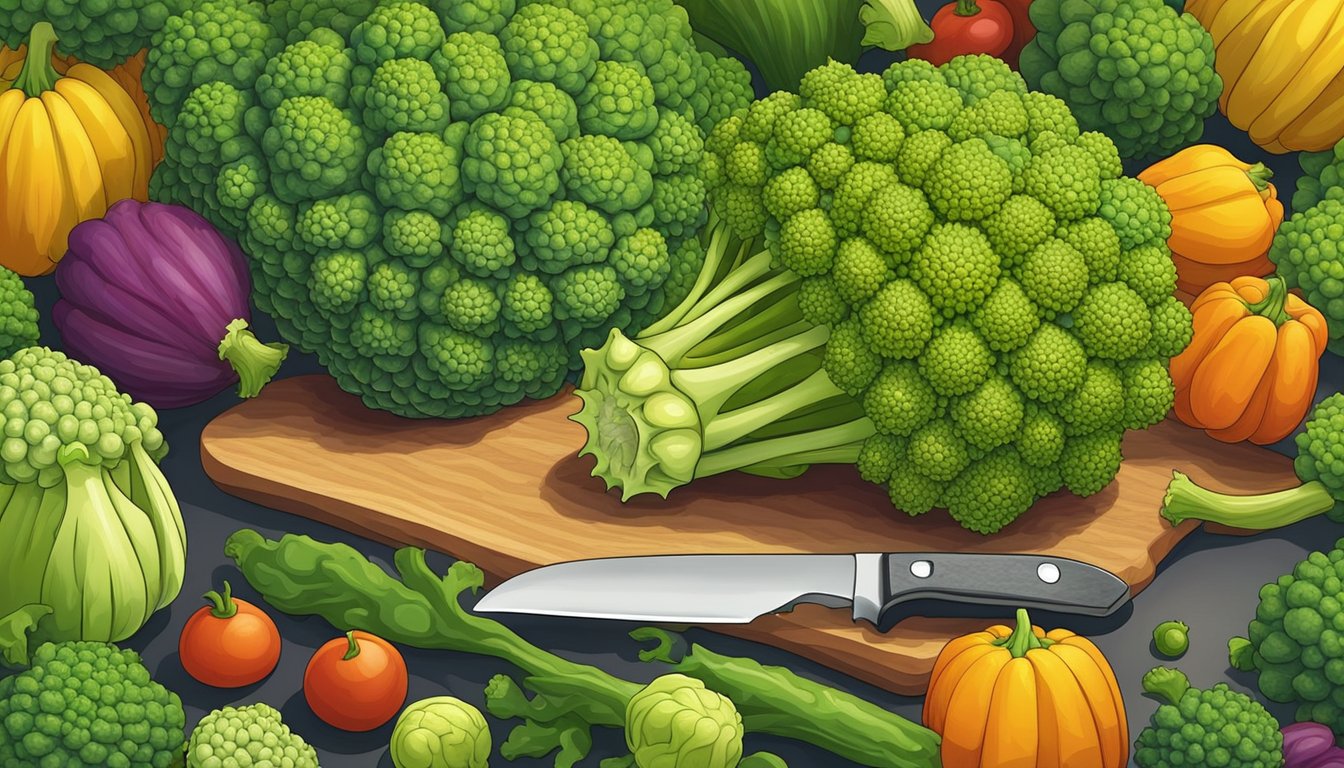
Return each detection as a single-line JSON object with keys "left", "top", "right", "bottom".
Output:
{"left": 851, "top": 552, "right": 1130, "bottom": 624}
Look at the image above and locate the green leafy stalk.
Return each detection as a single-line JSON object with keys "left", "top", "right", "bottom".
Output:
{"left": 571, "top": 219, "right": 874, "bottom": 499}
{"left": 1160, "top": 470, "right": 1335, "bottom": 530}
{"left": 633, "top": 628, "right": 941, "bottom": 768}
{"left": 1141, "top": 666, "right": 1192, "bottom": 706}
{"left": 216, "top": 319, "right": 289, "bottom": 398}
{"left": 10, "top": 22, "right": 59, "bottom": 97}
{"left": 225, "top": 530, "right": 935, "bottom": 768}
{"left": 0, "top": 604, "right": 52, "bottom": 667}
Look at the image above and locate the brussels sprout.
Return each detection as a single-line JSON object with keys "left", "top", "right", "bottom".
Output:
{"left": 1152, "top": 620, "right": 1190, "bottom": 658}
{"left": 390, "top": 696, "right": 491, "bottom": 768}
{"left": 625, "top": 673, "right": 744, "bottom": 768}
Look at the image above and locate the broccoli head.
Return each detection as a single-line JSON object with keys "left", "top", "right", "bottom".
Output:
{"left": 0, "top": 267, "right": 39, "bottom": 358}
{"left": 0, "top": 641, "right": 187, "bottom": 768}
{"left": 574, "top": 55, "right": 1189, "bottom": 534}
{"left": 1295, "top": 139, "right": 1344, "bottom": 215}
{"left": 0, "top": 0, "right": 173, "bottom": 68}
{"left": 146, "top": 0, "right": 754, "bottom": 419}
{"left": 186, "top": 703, "right": 318, "bottom": 768}
{"left": 1019, "top": 0, "right": 1222, "bottom": 161}
{"left": 1134, "top": 666, "right": 1282, "bottom": 768}
{"left": 1271, "top": 199, "right": 1344, "bottom": 355}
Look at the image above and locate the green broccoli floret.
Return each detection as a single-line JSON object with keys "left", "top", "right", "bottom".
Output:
{"left": 384, "top": 209, "right": 446, "bottom": 266}
{"left": 254, "top": 30, "right": 354, "bottom": 110}
{"left": 149, "top": 81, "right": 257, "bottom": 226}
{"left": 1271, "top": 199, "right": 1344, "bottom": 355}
{"left": 1134, "top": 667, "right": 1282, "bottom": 768}
{"left": 1074, "top": 282, "right": 1152, "bottom": 360}
{"left": 1020, "top": 0, "right": 1222, "bottom": 161}
{"left": 766, "top": 108, "right": 836, "bottom": 169}
{"left": 1098, "top": 177, "right": 1174, "bottom": 250}
{"left": 144, "top": 0, "right": 279, "bottom": 127}
{"left": 1295, "top": 141, "right": 1344, "bottom": 214}
{"left": 0, "top": 268, "right": 39, "bottom": 358}
{"left": 263, "top": 96, "right": 368, "bottom": 204}
{"left": 981, "top": 194, "right": 1056, "bottom": 267}
{"left": 560, "top": 135, "right": 655, "bottom": 216}
{"left": 266, "top": 0, "right": 381, "bottom": 45}
{"left": 500, "top": 3, "right": 598, "bottom": 95}
{"left": 186, "top": 703, "right": 317, "bottom": 768}
{"left": 368, "top": 131, "right": 465, "bottom": 218}
{"left": 694, "top": 52, "right": 754, "bottom": 135}
{"left": 360, "top": 58, "right": 451, "bottom": 135}
{"left": 350, "top": 0, "right": 444, "bottom": 64}
{"left": 922, "top": 139, "right": 1013, "bottom": 223}
{"left": 463, "top": 112, "right": 564, "bottom": 217}
{"left": 944, "top": 448, "right": 1037, "bottom": 534}
{"left": 435, "top": 31, "right": 512, "bottom": 122}
{"left": 0, "top": 642, "right": 186, "bottom": 768}
{"left": 0, "top": 0, "right": 173, "bottom": 69}
{"left": 1059, "top": 430, "right": 1123, "bottom": 496}
{"left": 437, "top": 0, "right": 516, "bottom": 35}
{"left": 1162, "top": 393, "right": 1344, "bottom": 530}
{"left": 798, "top": 60, "right": 886, "bottom": 127}
{"left": 297, "top": 192, "right": 381, "bottom": 254}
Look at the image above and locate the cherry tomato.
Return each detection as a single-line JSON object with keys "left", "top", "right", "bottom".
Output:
{"left": 179, "top": 580, "right": 282, "bottom": 688}
{"left": 304, "top": 630, "right": 408, "bottom": 731}
{"left": 907, "top": 0, "right": 1014, "bottom": 67}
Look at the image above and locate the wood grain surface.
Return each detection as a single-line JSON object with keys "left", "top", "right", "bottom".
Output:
{"left": 200, "top": 375, "right": 1299, "bottom": 695}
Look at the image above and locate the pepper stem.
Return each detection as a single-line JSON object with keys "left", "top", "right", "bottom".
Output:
{"left": 1246, "top": 162, "right": 1273, "bottom": 193}
{"left": 10, "top": 22, "right": 59, "bottom": 97}
{"left": 994, "top": 608, "right": 1046, "bottom": 657}
{"left": 954, "top": 0, "right": 982, "bottom": 15}
{"left": 217, "top": 318, "right": 289, "bottom": 399}
{"left": 1244, "top": 276, "right": 1291, "bottom": 327}
{"left": 202, "top": 581, "right": 239, "bottom": 619}
{"left": 342, "top": 630, "right": 361, "bottom": 661}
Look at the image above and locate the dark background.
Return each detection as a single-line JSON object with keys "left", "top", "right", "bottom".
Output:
{"left": 18, "top": 1, "right": 1344, "bottom": 765}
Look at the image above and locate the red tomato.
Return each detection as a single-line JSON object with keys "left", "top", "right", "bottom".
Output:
{"left": 304, "top": 630, "right": 408, "bottom": 731}
{"left": 1000, "top": 0, "right": 1037, "bottom": 69}
{"left": 907, "top": 0, "right": 1014, "bottom": 67}
{"left": 179, "top": 581, "right": 282, "bottom": 688}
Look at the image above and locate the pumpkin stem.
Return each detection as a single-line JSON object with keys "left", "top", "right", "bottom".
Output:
{"left": 1246, "top": 162, "right": 1273, "bottom": 193}
{"left": 1245, "top": 276, "right": 1291, "bottom": 326}
{"left": 218, "top": 319, "right": 290, "bottom": 399}
{"left": 202, "top": 581, "right": 239, "bottom": 620}
{"left": 342, "top": 630, "right": 362, "bottom": 661}
{"left": 10, "top": 22, "right": 59, "bottom": 97}
{"left": 954, "top": 0, "right": 982, "bottom": 15}
{"left": 994, "top": 608, "right": 1045, "bottom": 657}
{"left": 1141, "top": 666, "right": 1192, "bottom": 706}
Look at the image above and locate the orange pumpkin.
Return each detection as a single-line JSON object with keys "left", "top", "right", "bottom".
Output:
{"left": 1171, "top": 276, "right": 1328, "bottom": 445}
{"left": 923, "top": 608, "right": 1128, "bottom": 768}
{"left": 0, "top": 46, "right": 165, "bottom": 169}
{"left": 1137, "top": 145, "right": 1285, "bottom": 297}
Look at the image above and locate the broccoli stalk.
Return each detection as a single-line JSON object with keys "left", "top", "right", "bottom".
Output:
{"left": 571, "top": 218, "right": 874, "bottom": 499}
{"left": 1160, "top": 392, "right": 1344, "bottom": 531}
{"left": 216, "top": 319, "right": 290, "bottom": 398}
{"left": 1141, "top": 666, "right": 1192, "bottom": 705}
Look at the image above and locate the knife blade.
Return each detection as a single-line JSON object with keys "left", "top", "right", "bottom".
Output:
{"left": 472, "top": 552, "right": 1131, "bottom": 625}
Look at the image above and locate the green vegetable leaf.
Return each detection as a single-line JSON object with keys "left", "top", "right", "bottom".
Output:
{"left": 1228, "top": 636, "right": 1256, "bottom": 672}
{"left": 859, "top": 0, "right": 935, "bottom": 50}
{"left": 741, "top": 754, "right": 790, "bottom": 768}
{"left": 0, "top": 604, "right": 52, "bottom": 667}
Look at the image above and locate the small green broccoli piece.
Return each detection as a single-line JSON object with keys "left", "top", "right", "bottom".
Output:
{"left": 864, "top": 362, "right": 938, "bottom": 438}
{"left": 923, "top": 138, "right": 1013, "bottom": 223}
{"left": 1021, "top": 91, "right": 1080, "bottom": 143}
{"left": 367, "top": 131, "right": 465, "bottom": 218}
{"left": 577, "top": 60, "right": 659, "bottom": 140}
{"left": 0, "top": 641, "right": 186, "bottom": 768}
{"left": 1021, "top": 0, "right": 1222, "bottom": 161}
{"left": 255, "top": 29, "right": 354, "bottom": 110}
{"left": 0, "top": 268, "right": 39, "bottom": 359}
{"left": 763, "top": 167, "right": 821, "bottom": 221}
{"left": 919, "top": 322, "right": 993, "bottom": 398}
{"left": 297, "top": 192, "right": 381, "bottom": 255}
{"left": 1017, "top": 238, "right": 1089, "bottom": 317}
{"left": 948, "top": 90, "right": 1029, "bottom": 142}
{"left": 1134, "top": 667, "right": 1282, "bottom": 768}
{"left": 1053, "top": 361, "right": 1125, "bottom": 436}
{"left": 1295, "top": 142, "right": 1344, "bottom": 214}
{"left": 186, "top": 703, "right": 317, "bottom": 768}
{"left": 1059, "top": 430, "right": 1123, "bottom": 496}
{"left": 944, "top": 448, "right": 1037, "bottom": 534}
{"left": 1118, "top": 244, "right": 1180, "bottom": 305}
{"left": 1098, "top": 177, "right": 1174, "bottom": 250}
{"left": 886, "top": 80, "right": 963, "bottom": 133}
{"left": 851, "top": 113, "right": 907, "bottom": 164}
{"left": 982, "top": 194, "right": 1056, "bottom": 268}
{"left": 777, "top": 208, "right": 839, "bottom": 277}
{"left": 434, "top": 31, "right": 512, "bottom": 122}
{"left": 971, "top": 278, "right": 1041, "bottom": 353}
{"left": 1057, "top": 216, "right": 1123, "bottom": 283}
{"left": 450, "top": 207, "right": 516, "bottom": 279}
{"left": 437, "top": 0, "right": 515, "bottom": 34}
{"left": 822, "top": 318, "right": 883, "bottom": 396}
{"left": 911, "top": 223, "right": 1001, "bottom": 316}
{"left": 1144, "top": 295, "right": 1195, "bottom": 359}
{"left": 694, "top": 51, "right": 755, "bottom": 135}
{"left": 1153, "top": 620, "right": 1190, "bottom": 658}
{"left": 831, "top": 162, "right": 902, "bottom": 236}
{"left": 939, "top": 54, "right": 1026, "bottom": 104}
{"left": 861, "top": 185, "right": 935, "bottom": 259}
{"left": 1022, "top": 144, "right": 1103, "bottom": 222}
{"left": 384, "top": 209, "right": 446, "bottom": 267}
{"left": 1074, "top": 282, "right": 1152, "bottom": 360}
{"left": 560, "top": 135, "right": 655, "bottom": 215}
{"left": 857, "top": 280, "right": 935, "bottom": 359}
{"left": 360, "top": 58, "right": 451, "bottom": 135}
{"left": 262, "top": 96, "right": 367, "bottom": 204}
{"left": 797, "top": 60, "right": 886, "bottom": 128}
{"left": 766, "top": 108, "right": 836, "bottom": 169}
{"left": 951, "top": 374, "right": 1025, "bottom": 453}
{"left": 1271, "top": 199, "right": 1344, "bottom": 355}
{"left": 349, "top": 0, "right": 444, "bottom": 64}
{"left": 462, "top": 112, "right": 564, "bottom": 218}
{"left": 1119, "top": 359, "right": 1175, "bottom": 430}
{"left": 1009, "top": 323, "right": 1087, "bottom": 404}
{"left": 830, "top": 238, "right": 890, "bottom": 304}
{"left": 521, "top": 200, "right": 616, "bottom": 275}
{"left": 1017, "top": 406, "right": 1066, "bottom": 468}
{"left": 806, "top": 143, "right": 856, "bottom": 191}
{"left": 504, "top": 80, "right": 579, "bottom": 143}
{"left": 611, "top": 228, "right": 672, "bottom": 295}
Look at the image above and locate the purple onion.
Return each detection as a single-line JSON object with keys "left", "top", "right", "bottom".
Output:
{"left": 53, "top": 199, "right": 288, "bottom": 408}
{"left": 1285, "top": 722, "right": 1340, "bottom": 767}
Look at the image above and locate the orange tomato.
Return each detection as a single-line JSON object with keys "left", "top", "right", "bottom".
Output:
{"left": 178, "top": 581, "right": 281, "bottom": 688}
{"left": 304, "top": 630, "right": 408, "bottom": 731}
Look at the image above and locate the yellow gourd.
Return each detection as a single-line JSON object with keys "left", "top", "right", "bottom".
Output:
{"left": 1185, "top": 0, "right": 1344, "bottom": 153}
{"left": 0, "top": 22, "right": 154, "bottom": 276}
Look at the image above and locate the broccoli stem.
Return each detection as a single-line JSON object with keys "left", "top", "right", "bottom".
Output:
{"left": 992, "top": 608, "right": 1050, "bottom": 657}
{"left": 217, "top": 319, "right": 289, "bottom": 399}
{"left": 1247, "top": 162, "right": 1273, "bottom": 193}
{"left": 1141, "top": 666, "right": 1192, "bottom": 706}
{"left": 11, "top": 22, "right": 58, "bottom": 97}
{"left": 1160, "top": 470, "right": 1336, "bottom": 530}
{"left": 202, "top": 581, "right": 239, "bottom": 619}
{"left": 571, "top": 220, "right": 873, "bottom": 499}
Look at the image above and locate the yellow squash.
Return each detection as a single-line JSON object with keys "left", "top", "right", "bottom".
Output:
{"left": 1185, "top": 0, "right": 1344, "bottom": 153}
{"left": 924, "top": 608, "right": 1128, "bottom": 768}
{"left": 0, "top": 22, "right": 154, "bottom": 276}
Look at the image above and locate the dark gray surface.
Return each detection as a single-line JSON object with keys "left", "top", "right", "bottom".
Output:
{"left": 19, "top": 6, "right": 1344, "bottom": 764}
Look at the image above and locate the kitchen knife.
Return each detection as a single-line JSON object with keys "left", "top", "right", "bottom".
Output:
{"left": 472, "top": 552, "right": 1131, "bottom": 625}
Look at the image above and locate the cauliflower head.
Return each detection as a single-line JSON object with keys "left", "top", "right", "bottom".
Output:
{"left": 186, "top": 703, "right": 318, "bottom": 768}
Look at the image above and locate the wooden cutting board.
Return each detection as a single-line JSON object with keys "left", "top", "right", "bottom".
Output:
{"left": 200, "top": 374, "right": 1298, "bottom": 695}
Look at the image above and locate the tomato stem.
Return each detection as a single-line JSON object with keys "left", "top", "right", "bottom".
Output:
{"left": 1246, "top": 162, "right": 1273, "bottom": 193}
{"left": 202, "top": 581, "right": 239, "bottom": 619}
{"left": 1245, "top": 276, "right": 1290, "bottom": 327}
{"left": 11, "top": 22, "right": 59, "bottom": 97}
{"left": 954, "top": 0, "right": 982, "bottom": 15}
{"left": 342, "top": 630, "right": 361, "bottom": 661}
{"left": 994, "top": 607, "right": 1050, "bottom": 657}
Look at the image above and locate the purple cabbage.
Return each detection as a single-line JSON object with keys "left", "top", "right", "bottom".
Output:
{"left": 1285, "top": 722, "right": 1344, "bottom": 768}
{"left": 53, "top": 199, "right": 288, "bottom": 408}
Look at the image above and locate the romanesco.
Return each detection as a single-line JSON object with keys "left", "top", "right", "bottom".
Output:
{"left": 186, "top": 703, "right": 318, "bottom": 768}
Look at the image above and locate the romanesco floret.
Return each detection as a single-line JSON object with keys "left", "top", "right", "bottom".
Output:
{"left": 1020, "top": 0, "right": 1222, "bottom": 161}
{"left": 0, "top": 642, "right": 186, "bottom": 768}
{"left": 1270, "top": 199, "right": 1344, "bottom": 355}
{"left": 186, "top": 703, "right": 318, "bottom": 768}
{"left": 1134, "top": 667, "right": 1282, "bottom": 768}
{"left": 147, "top": 0, "right": 751, "bottom": 419}
{"left": 0, "top": 267, "right": 39, "bottom": 359}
